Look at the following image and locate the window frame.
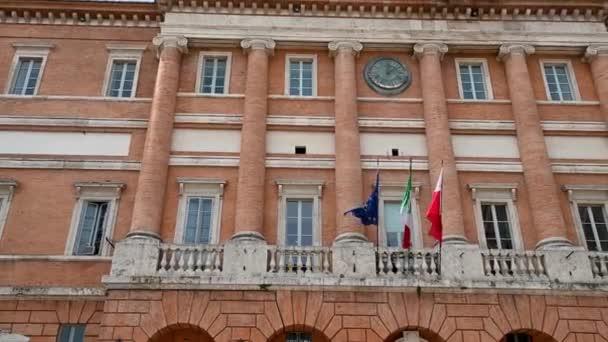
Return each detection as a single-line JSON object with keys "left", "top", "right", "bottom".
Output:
{"left": 5, "top": 43, "right": 54, "bottom": 96}
{"left": 539, "top": 59, "right": 580, "bottom": 102}
{"left": 469, "top": 183, "right": 523, "bottom": 251}
{"left": 284, "top": 54, "right": 318, "bottom": 97}
{"left": 102, "top": 44, "right": 146, "bottom": 98}
{"left": 454, "top": 58, "right": 494, "bottom": 101}
{"left": 174, "top": 178, "right": 225, "bottom": 245}
{"left": 564, "top": 185, "right": 608, "bottom": 251}
{"left": 57, "top": 324, "right": 86, "bottom": 342}
{"left": 0, "top": 179, "right": 17, "bottom": 241}
{"left": 378, "top": 182, "right": 423, "bottom": 249}
{"left": 276, "top": 179, "right": 324, "bottom": 247}
{"left": 196, "top": 51, "right": 232, "bottom": 95}
{"left": 65, "top": 182, "right": 125, "bottom": 257}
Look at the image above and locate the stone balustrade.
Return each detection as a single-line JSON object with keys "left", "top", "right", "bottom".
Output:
{"left": 104, "top": 238, "right": 608, "bottom": 291}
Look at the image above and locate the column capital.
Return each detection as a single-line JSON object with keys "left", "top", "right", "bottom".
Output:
{"left": 584, "top": 45, "right": 608, "bottom": 63}
{"left": 152, "top": 35, "right": 188, "bottom": 58}
{"left": 413, "top": 43, "right": 448, "bottom": 61}
{"left": 497, "top": 44, "right": 535, "bottom": 62}
{"left": 240, "top": 38, "right": 276, "bottom": 55}
{"left": 328, "top": 40, "right": 363, "bottom": 57}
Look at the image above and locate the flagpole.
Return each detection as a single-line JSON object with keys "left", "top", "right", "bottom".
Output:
{"left": 376, "top": 158, "right": 380, "bottom": 258}
{"left": 439, "top": 160, "right": 444, "bottom": 273}
{"left": 408, "top": 157, "right": 413, "bottom": 251}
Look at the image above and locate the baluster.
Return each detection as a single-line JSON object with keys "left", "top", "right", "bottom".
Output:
{"left": 526, "top": 252, "right": 537, "bottom": 277}
{"left": 514, "top": 253, "right": 524, "bottom": 277}
{"left": 600, "top": 256, "right": 608, "bottom": 277}
{"left": 491, "top": 251, "right": 500, "bottom": 277}
{"left": 158, "top": 247, "right": 168, "bottom": 274}
{"left": 214, "top": 247, "right": 223, "bottom": 272}
{"left": 386, "top": 250, "right": 394, "bottom": 274}
{"left": 186, "top": 248, "right": 195, "bottom": 275}
{"left": 413, "top": 252, "right": 421, "bottom": 276}
{"left": 482, "top": 252, "right": 491, "bottom": 276}
{"left": 193, "top": 247, "right": 204, "bottom": 273}
{"left": 429, "top": 252, "right": 437, "bottom": 276}
{"left": 403, "top": 251, "right": 411, "bottom": 275}
{"left": 507, "top": 252, "right": 516, "bottom": 277}
{"left": 395, "top": 251, "right": 403, "bottom": 275}
{"left": 323, "top": 249, "right": 330, "bottom": 273}
{"left": 203, "top": 247, "right": 212, "bottom": 273}
{"left": 278, "top": 247, "right": 286, "bottom": 273}
{"left": 536, "top": 254, "right": 546, "bottom": 278}
{"left": 297, "top": 250, "right": 304, "bottom": 274}
{"left": 167, "top": 247, "right": 177, "bottom": 273}
{"left": 268, "top": 247, "right": 276, "bottom": 272}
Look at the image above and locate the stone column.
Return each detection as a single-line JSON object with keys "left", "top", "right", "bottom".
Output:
{"left": 584, "top": 45, "right": 608, "bottom": 122}
{"left": 414, "top": 43, "right": 467, "bottom": 245}
{"left": 498, "top": 44, "right": 571, "bottom": 249}
{"left": 231, "top": 38, "right": 275, "bottom": 243}
{"left": 127, "top": 35, "right": 187, "bottom": 239}
{"left": 329, "top": 40, "right": 367, "bottom": 244}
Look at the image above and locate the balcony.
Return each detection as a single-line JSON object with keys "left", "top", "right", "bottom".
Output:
{"left": 102, "top": 238, "right": 608, "bottom": 292}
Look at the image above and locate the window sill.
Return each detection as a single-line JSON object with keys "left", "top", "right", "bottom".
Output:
{"left": 177, "top": 92, "right": 245, "bottom": 98}
{"left": 446, "top": 99, "right": 511, "bottom": 104}
{"left": 269, "top": 94, "right": 333, "bottom": 101}
{"left": 536, "top": 100, "right": 600, "bottom": 106}
{"left": 0, "top": 94, "right": 152, "bottom": 102}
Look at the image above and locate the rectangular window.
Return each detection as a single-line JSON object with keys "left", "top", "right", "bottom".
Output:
{"left": 9, "top": 57, "right": 43, "bottom": 95}
{"left": 200, "top": 56, "right": 228, "bottom": 94}
{"left": 58, "top": 324, "right": 85, "bottom": 342}
{"left": 543, "top": 63, "right": 575, "bottom": 101}
{"left": 106, "top": 60, "right": 137, "bottom": 97}
{"left": 183, "top": 197, "right": 214, "bottom": 244}
{"left": 73, "top": 201, "right": 109, "bottom": 256}
{"left": 458, "top": 63, "right": 488, "bottom": 100}
{"left": 383, "top": 201, "right": 404, "bottom": 247}
{"left": 286, "top": 332, "right": 312, "bottom": 342}
{"left": 285, "top": 199, "right": 313, "bottom": 247}
{"left": 578, "top": 204, "right": 608, "bottom": 252}
{"left": 288, "top": 58, "right": 314, "bottom": 96}
{"left": 481, "top": 203, "right": 513, "bottom": 250}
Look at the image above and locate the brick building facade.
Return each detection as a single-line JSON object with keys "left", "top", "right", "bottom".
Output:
{"left": 1, "top": 0, "right": 608, "bottom": 341}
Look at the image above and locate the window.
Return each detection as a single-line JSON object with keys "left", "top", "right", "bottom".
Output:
{"left": 455, "top": 59, "right": 493, "bottom": 100}
{"left": 58, "top": 324, "right": 85, "bottom": 342}
{"left": 506, "top": 333, "right": 532, "bottom": 342}
{"left": 183, "top": 197, "right": 214, "bottom": 244}
{"left": 564, "top": 185, "right": 608, "bottom": 251}
{"left": 541, "top": 62, "right": 577, "bottom": 101}
{"left": 0, "top": 180, "right": 17, "bottom": 240}
{"left": 294, "top": 146, "right": 306, "bottom": 155}
{"left": 197, "top": 53, "right": 230, "bottom": 94}
{"left": 66, "top": 182, "right": 124, "bottom": 256}
{"left": 106, "top": 60, "right": 137, "bottom": 97}
{"left": 103, "top": 43, "right": 145, "bottom": 98}
{"left": 286, "top": 332, "right": 312, "bottom": 342}
{"left": 378, "top": 182, "right": 422, "bottom": 248}
{"left": 174, "top": 178, "right": 225, "bottom": 244}
{"left": 73, "top": 201, "right": 109, "bottom": 255}
{"left": 577, "top": 204, "right": 608, "bottom": 252}
{"left": 285, "top": 55, "right": 316, "bottom": 96}
{"left": 470, "top": 183, "right": 523, "bottom": 251}
{"left": 6, "top": 42, "right": 53, "bottom": 96}
{"left": 276, "top": 179, "right": 323, "bottom": 246}
{"left": 481, "top": 203, "right": 513, "bottom": 249}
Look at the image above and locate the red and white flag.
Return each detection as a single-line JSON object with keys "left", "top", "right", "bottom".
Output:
{"left": 426, "top": 168, "right": 443, "bottom": 242}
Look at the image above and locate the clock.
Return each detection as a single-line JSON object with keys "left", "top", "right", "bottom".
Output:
{"left": 363, "top": 57, "right": 411, "bottom": 95}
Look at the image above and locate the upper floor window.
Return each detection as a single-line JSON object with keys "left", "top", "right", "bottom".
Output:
{"left": 197, "top": 52, "right": 231, "bottom": 95}
{"left": 541, "top": 61, "right": 578, "bottom": 102}
{"left": 174, "top": 178, "right": 225, "bottom": 245}
{"left": 103, "top": 43, "right": 145, "bottom": 98}
{"left": 455, "top": 59, "right": 492, "bottom": 100}
{"left": 286, "top": 55, "right": 316, "bottom": 97}
{"left": 287, "top": 332, "right": 312, "bottom": 342}
{"left": 0, "top": 179, "right": 17, "bottom": 241}
{"left": 379, "top": 182, "right": 422, "bottom": 249}
{"left": 66, "top": 182, "right": 124, "bottom": 256}
{"left": 564, "top": 185, "right": 608, "bottom": 251}
{"left": 276, "top": 179, "right": 323, "bottom": 246}
{"left": 58, "top": 324, "right": 85, "bottom": 342}
{"left": 470, "top": 183, "right": 523, "bottom": 250}
{"left": 6, "top": 42, "right": 54, "bottom": 96}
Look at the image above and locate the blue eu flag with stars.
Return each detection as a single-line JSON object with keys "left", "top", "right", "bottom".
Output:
{"left": 344, "top": 171, "right": 379, "bottom": 226}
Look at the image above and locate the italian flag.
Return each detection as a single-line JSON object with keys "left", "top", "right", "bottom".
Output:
{"left": 400, "top": 166, "right": 413, "bottom": 249}
{"left": 426, "top": 168, "right": 443, "bottom": 242}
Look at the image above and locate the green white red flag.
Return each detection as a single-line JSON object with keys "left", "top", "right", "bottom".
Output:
{"left": 400, "top": 162, "right": 413, "bottom": 249}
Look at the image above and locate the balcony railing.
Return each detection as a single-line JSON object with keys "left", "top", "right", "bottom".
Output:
{"left": 376, "top": 248, "right": 440, "bottom": 278}
{"left": 589, "top": 252, "right": 608, "bottom": 279}
{"left": 481, "top": 249, "right": 547, "bottom": 280}
{"left": 267, "top": 245, "right": 332, "bottom": 274}
{"left": 157, "top": 244, "right": 224, "bottom": 275}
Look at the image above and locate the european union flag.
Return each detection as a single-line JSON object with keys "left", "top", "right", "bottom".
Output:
{"left": 344, "top": 172, "right": 379, "bottom": 226}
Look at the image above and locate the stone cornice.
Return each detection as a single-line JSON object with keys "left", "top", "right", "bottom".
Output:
{"left": 584, "top": 45, "right": 608, "bottom": 63}
{"left": 240, "top": 38, "right": 276, "bottom": 55}
{"left": 497, "top": 44, "right": 536, "bottom": 61}
{"left": 413, "top": 43, "right": 448, "bottom": 60}
{"left": 328, "top": 40, "right": 363, "bottom": 57}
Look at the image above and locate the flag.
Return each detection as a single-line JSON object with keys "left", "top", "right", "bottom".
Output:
{"left": 400, "top": 162, "right": 413, "bottom": 249}
{"left": 345, "top": 171, "right": 379, "bottom": 226}
{"left": 426, "top": 168, "right": 443, "bottom": 242}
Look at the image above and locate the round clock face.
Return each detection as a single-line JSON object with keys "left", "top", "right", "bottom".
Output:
{"left": 364, "top": 57, "right": 411, "bottom": 95}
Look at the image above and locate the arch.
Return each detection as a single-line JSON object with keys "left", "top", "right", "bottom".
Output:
{"left": 148, "top": 323, "right": 214, "bottom": 342}
{"left": 499, "top": 330, "right": 558, "bottom": 342}
{"left": 267, "top": 324, "right": 331, "bottom": 342}
{"left": 385, "top": 327, "right": 446, "bottom": 342}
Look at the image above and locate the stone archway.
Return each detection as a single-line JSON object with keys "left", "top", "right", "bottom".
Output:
{"left": 149, "top": 324, "right": 214, "bottom": 342}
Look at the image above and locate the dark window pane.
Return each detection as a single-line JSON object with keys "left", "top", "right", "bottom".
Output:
{"left": 481, "top": 204, "right": 493, "bottom": 221}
